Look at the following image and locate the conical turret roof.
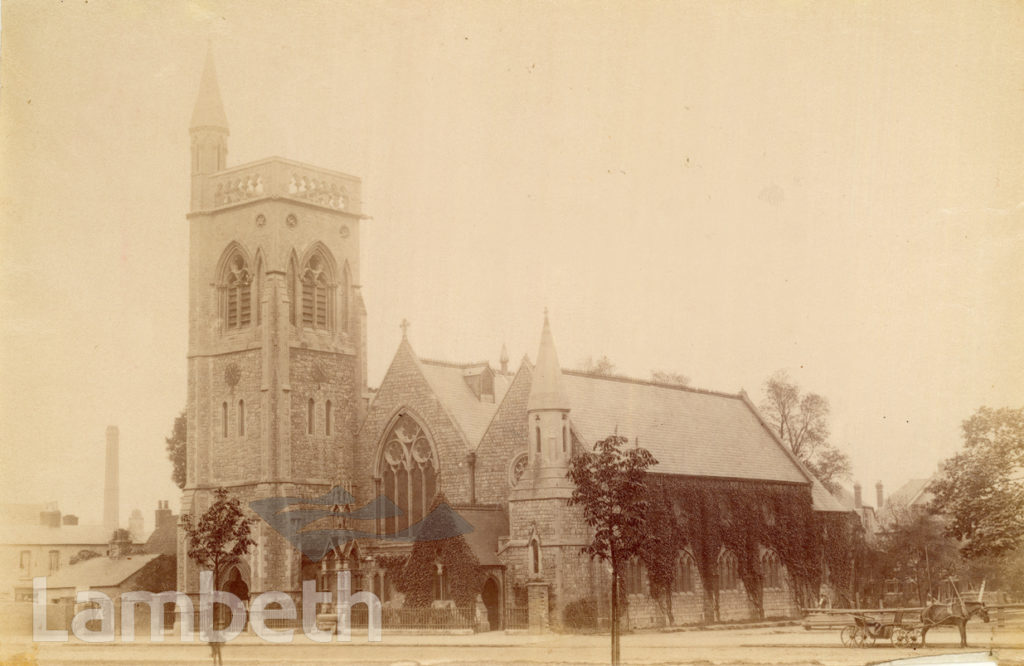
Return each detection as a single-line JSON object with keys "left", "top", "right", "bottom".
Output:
{"left": 527, "top": 312, "right": 570, "bottom": 412}
{"left": 190, "top": 47, "right": 229, "bottom": 131}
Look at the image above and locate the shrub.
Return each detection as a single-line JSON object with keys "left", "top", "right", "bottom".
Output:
{"left": 563, "top": 597, "right": 598, "bottom": 631}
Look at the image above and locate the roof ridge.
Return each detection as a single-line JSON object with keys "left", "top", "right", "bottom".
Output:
{"left": 418, "top": 357, "right": 492, "bottom": 370}
{"left": 562, "top": 369, "right": 741, "bottom": 399}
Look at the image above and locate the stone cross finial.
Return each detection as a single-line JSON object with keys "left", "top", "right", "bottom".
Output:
{"left": 400, "top": 318, "right": 410, "bottom": 338}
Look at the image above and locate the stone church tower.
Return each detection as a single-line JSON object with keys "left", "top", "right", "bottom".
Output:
{"left": 179, "top": 50, "right": 369, "bottom": 598}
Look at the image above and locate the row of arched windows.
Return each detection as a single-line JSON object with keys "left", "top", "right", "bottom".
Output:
{"left": 623, "top": 550, "right": 787, "bottom": 595}
{"left": 221, "top": 400, "right": 246, "bottom": 438}
{"left": 217, "top": 244, "right": 351, "bottom": 334}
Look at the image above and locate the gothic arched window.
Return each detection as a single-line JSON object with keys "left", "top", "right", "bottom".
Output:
{"left": 220, "top": 250, "right": 252, "bottom": 330}
{"left": 307, "top": 399, "right": 315, "bottom": 435}
{"left": 301, "top": 253, "right": 332, "bottom": 330}
{"left": 762, "top": 550, "right": 784, "bottom": 590}
{"left": 379, "top": 413, "right": 437, "bottom": 534}
{"left": 238, "top": 400, "right": 245, "bottom": 436}
{"left": 719, "top": 550, "right": 740, "bottom": 591}
{"left": 673, "top": 551, "right": 698, "bottom": 593}
{"left": 325, "top": 400, "right": 333, "bottom": 436}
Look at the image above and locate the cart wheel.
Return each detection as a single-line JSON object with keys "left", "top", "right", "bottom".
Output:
{"left": 907, "top": 628, "right": 922, "bottom": 647}
{"left": 841, "top": 626, "right": 857, "bottom": 647}
{"left": 852, "top": 627, "right": 871, "bottom": 647}
{"left": 891, "top": 627, "right": 909, "bottom": 648}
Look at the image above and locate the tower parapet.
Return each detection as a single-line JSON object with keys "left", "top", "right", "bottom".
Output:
{"left": 189, "top": 157, "right": 363, "bottom": 216}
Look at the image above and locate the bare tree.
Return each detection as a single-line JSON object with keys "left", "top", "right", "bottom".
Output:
{"left": 578, "top": 355, "right": 616, "bottom": 376}
{"left": 650, "top": 370, "right": 690, "bottom": 386}
{"left": 759, "top": 370, "right": 851, "bottom": 493}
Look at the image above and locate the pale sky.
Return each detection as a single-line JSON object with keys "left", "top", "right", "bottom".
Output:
{"left": 1, "top": 1, "right": 1022, "bottom": 528}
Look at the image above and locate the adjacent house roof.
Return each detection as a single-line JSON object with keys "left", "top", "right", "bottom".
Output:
{"left": 886, "top": 477, "right": 934, "bottom": 509}
{"left": 417, "top": 359, "right": 511, "bottom": 449}
{"left": 562, "top": 371, "right": 809, "bottom": 484}
{"left": 45, "top": 554, "right": 161, "bottom": 590}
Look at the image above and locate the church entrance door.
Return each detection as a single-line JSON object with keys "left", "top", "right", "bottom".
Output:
{"left": 482, "top": 577, "right": 501, "bottom": 631}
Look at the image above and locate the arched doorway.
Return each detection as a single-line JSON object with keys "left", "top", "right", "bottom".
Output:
{"left": 482, "top": 577, "right": 501, "bottom": 631}
{"left": 221, "top": 566, "right": 250, "bottom": 630}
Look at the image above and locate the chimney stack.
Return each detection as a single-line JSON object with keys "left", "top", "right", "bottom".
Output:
{"left": 104, "top": 425, "right": 120, "bottom": 533}
{"left": 876, "top": 481, "right": 884, "bottom": 509}
{"left": 155, "top": 500, "right": 174, "bottom": 531}
{"left": 853, "top": 482, "right": 862, "bottom": 509}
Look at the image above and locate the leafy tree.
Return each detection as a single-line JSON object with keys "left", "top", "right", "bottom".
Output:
{"left": 578, "top": 355, "right": 616, "bottom": 376}
{"left": 166, "top": 409, "right": 187, "bottom": 490}
{"left": 880, "top": 502, "right": 960, "bottom": 604}
{"left": 109, "top": 528, "right": 135, "bottom": 558}
{"left": 650, "top": 370, "right": 690, "bottom": 387}
{"left": 567, "top": 434, "right": 657, "bottom": 665}
{"left": 930, "top": 406, "right": 1024, "bottom": 559}
{"left": 181, "top": 488, "right": 255, "bottom": 592}
{"left": 759, "top": 370, "right": 851, "bottom": 493}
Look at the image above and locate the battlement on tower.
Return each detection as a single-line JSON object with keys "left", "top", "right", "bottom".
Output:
{"left": 190, "top": 156, "right": 364, "bottom": 216}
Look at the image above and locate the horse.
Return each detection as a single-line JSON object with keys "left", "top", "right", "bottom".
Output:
{"left": 919, "top": 600, "right": 989, "bottom": 648}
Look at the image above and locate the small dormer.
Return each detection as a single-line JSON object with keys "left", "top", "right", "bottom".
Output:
{"left": 463, "top": 364, "right": 495, "bottom": 403}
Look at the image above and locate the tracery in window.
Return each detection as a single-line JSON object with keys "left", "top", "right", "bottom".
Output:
{"left": 719, "top": 550, "right": 740, "bottom": 591}
{"left": 301, "top": 253, "right": 331, "bottom": 330}
{"left": 672, "top": 551, "right": 698, "bottom": 593}
{"left": 220, "top": 249, "right": 252, "bottom": 330}
{"left": 763, "top": 550, "right": 784, "bottom": 589}
{"left": 380, "top": 413, "right": 437, "bottom": 534}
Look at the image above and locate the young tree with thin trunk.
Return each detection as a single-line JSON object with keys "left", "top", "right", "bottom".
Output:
{"left": 567, "top": 434, "right": 657, "bottom": 666}
{"left": 181, "top": 487, "right": 256, "bottom": 595}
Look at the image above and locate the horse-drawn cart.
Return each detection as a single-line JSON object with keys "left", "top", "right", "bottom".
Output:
{"left": 839, "top": 611, "right": 921, "bottom": 647}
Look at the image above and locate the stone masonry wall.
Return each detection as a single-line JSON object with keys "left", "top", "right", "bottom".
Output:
{"left": 354, "top": 340, "right": 472, "bottom": 505}
{"left": 289, "top": 348, "right": 357, "bottom": 484}
{"left": 474, "top": 363, "right": 532, "bottom": 505}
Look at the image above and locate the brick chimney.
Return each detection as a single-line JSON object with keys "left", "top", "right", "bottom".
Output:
{"left": 154, "top": 500, "right": 174, "bottom": 531}
{"left": 854, "top": 482, "right": 862, "bottom": 508}
{"left": 876, "top": 481, "right": 884, "bottom": 509}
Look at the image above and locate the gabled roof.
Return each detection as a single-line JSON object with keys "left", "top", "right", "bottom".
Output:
{"left": 887, "top": 477, "right": 934, "bottom": 509}
{"left": 416, "top": 358, "right": 511, "bottom": 449}
{"left": 562, "top": 371, "right": 808, "bottom": 484}
{"left": 45, "top": 554, "right": 161, "bottom": 590}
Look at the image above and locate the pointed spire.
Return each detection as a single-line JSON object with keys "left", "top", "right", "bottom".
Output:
{"left": 527, "top": 311, "right": 570, "bottom": 412}
{"left": 499, "top": 343, "right": 509, "bottom": 373}
{"left": 190, "top": 46, "right": 229, "bottom": 131}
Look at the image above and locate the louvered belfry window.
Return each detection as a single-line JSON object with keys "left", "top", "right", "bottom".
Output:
{"left": 224, "top": 253, "right": 252, "bottom": 329}
{"left": 301, "top": 254, "right": 331, "bottom": 330}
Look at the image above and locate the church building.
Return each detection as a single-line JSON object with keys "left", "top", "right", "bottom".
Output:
{"left": 179, "top": 53, "right": 850, "bottom": 630}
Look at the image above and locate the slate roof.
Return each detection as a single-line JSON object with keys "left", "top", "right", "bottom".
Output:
{"left": 810, "top": 478, "right": 849, "bottom": 512}
{"left": 417, "top": 360, "right": 511, "bottom": 449}
{"left": 45, "top": 554, "right": 161, "bottom": 590}
{"left": 562, "top": 371, "right": 808, "bottom": 484}
{"left": 887, "top": 477, "right": 934, "bottom": 508}
{"left": 452, "top": 505, "right": 508, "bottom": 567}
